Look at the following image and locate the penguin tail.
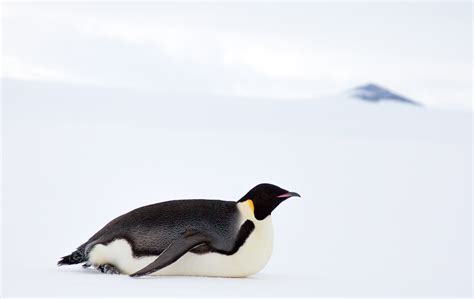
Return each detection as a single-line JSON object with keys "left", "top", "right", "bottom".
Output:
{"left": 58, "top": 249, "right": 87, "bottom": 266}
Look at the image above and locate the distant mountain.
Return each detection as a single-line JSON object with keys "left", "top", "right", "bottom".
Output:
{"left": 349, "top": 83, "right": 421, "bottom": 106}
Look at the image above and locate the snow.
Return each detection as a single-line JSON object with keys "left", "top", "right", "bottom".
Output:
{"left": 1, "top": 79, "right": 472, "bottom": 297}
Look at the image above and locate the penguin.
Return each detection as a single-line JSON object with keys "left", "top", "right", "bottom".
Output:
{"left": 58, "top": 183, "right": 300, "bottom": 277}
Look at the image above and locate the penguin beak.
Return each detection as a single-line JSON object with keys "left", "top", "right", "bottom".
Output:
{"left": 277, "top": 191, "right": 301, "bottom": 199}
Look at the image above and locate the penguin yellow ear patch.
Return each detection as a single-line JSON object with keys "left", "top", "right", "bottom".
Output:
{"left": 247, "top": 199, "right": 254, "bottom": 214}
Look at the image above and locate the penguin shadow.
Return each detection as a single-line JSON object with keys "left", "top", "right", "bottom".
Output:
{"left": 58, "top": 267, "right": 106, "bottom": 276}
{"left": 59, "top": 266, "right": 279, "bottom": 281}
{"left": 130, "top": 273, "right": 271, "bottom": 280}
{"left": 58, "top": 265, "right": 274, "bottom": 280}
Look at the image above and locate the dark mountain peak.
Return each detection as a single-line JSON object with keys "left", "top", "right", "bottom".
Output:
{"left": 350, "top": 83, "right": 421, "bottom": 106}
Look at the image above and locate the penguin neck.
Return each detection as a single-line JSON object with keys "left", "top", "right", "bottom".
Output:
{"left": 237, "top": 198, "right": 283, "bottom": 221}
{"left": 237, "top": 200, "right": 257, "bottom": 222}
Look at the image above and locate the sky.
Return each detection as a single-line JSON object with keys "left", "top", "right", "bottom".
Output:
{"left": 1, "top": 2, "right": 472, "bottom": 110}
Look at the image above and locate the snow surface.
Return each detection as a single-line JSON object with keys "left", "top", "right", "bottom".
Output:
{"left": 1, "top": 79, "right": 472, "bottom": 297}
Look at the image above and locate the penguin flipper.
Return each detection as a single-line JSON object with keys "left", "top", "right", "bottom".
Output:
{"left": 130, "top": 230, "right": 209, "bottom": 277}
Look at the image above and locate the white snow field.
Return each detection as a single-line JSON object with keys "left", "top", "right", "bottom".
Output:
{"left": 1, "top": 79, "right": 471, "bottom": 297}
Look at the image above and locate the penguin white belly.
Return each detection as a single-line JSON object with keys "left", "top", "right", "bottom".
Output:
{"left": 87, "top": 216, "right": 273, "bottom": 277}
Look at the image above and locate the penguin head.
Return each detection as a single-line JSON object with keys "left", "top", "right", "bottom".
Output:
{"left": 238, "top": 183, "right": 300, "bottom": 220}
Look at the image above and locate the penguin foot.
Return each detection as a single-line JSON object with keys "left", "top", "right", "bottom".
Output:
{"left": 97, "top": 264, "right": 121, "bottom": 275}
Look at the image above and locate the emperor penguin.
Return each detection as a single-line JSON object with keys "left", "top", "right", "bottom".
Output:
{"left": 58, "top": 183, "right": 300, "bottom": 277}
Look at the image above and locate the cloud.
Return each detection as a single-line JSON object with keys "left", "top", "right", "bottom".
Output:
{"left": 2, "top": 2, "right": 471, "bottom": 110}
{"left": 2, "top": 55, "right": 82, "bottom": 83}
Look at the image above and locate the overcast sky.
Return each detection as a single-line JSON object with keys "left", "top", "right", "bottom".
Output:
{"left": 2, "top": 2, "right": 472, "bottom": 110}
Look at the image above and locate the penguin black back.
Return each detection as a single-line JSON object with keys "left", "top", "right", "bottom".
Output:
{"left": 84, "top": 199, "right": 241, "bottom": 257}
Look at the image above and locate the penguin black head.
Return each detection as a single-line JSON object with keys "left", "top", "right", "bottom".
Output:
{"left": 238, "top": 183, "right": 300, "bottom": 220}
